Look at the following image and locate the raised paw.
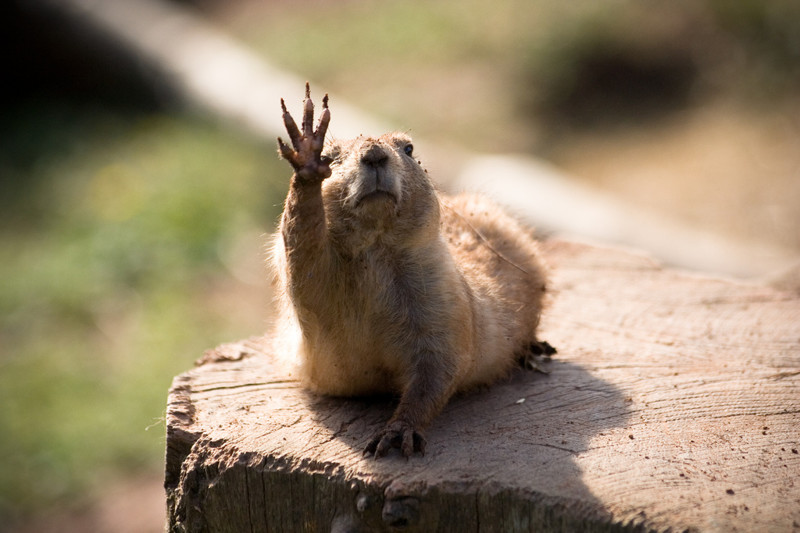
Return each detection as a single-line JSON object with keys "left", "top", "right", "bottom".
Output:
{"left": 364, "top": 420, "right": 426, "bottom": 459}
{"left": 277, "top": 83, "right": 332, "bottom": 184}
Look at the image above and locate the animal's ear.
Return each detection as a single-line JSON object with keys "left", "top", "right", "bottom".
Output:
{"left": 323, "top": 140, "right": 343, "bottom": 163}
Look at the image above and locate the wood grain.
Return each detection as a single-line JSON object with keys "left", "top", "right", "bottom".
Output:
{"left": 165, "top": 239, "right": 800, "bottom": 532}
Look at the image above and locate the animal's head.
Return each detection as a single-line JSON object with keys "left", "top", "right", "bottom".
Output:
{"left": 321, "top": 133, "right": 440, "bottom": 249}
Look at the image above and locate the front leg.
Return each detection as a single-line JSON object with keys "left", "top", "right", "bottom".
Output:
{"left": 277, "top": 84, "right": 332, "bottom": 281}
{"left": 364, "top": 352, "right": 457, "bottom": 458}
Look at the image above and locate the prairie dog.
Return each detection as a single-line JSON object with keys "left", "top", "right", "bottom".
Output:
{"left": 271, "top": 85, "right": 553, "bottom": 457}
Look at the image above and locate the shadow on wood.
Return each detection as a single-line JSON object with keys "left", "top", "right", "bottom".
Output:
{"left": 165, "top": 239, "right": 800, "bottom": 532}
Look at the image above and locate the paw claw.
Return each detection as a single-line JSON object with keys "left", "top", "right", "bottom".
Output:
{"left": 364, "top": 422, "right": 426, "bottom": 459}
{"left": 520, "top": 340, "right": 556, "bottom": 374}
{"left": 302, "top": 93, "right": 315, "bottom": 137}
{"left": 529, "top": 340, "right": 557, "bottom": 357}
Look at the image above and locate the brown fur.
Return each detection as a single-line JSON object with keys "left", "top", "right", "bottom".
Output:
{"left": 270, "top": 86, "right": 550, "bottom": 457}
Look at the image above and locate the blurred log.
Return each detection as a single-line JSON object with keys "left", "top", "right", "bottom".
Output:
{"left": 51, "top": 0, "right": 797, "bottom": 278}
{"left": 165, "top": 238, "right": 799, "bottom": 532}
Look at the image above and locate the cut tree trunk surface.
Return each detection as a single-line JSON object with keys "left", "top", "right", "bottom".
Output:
{"left": 165, "top": 239, "right": 800, "bottom": 533}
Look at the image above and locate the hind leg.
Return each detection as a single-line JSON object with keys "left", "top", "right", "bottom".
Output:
{"left": 519, "top": 340, "right": 556, "bottom": 374}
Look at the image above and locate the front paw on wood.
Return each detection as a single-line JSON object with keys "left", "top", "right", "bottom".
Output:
{"left": 364, "top": 421, "right": 426, "bottom": 459}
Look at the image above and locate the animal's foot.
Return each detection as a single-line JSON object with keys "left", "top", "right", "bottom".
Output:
{"left": 277, "top": 83, "right": 331, "bottom": 184}
{"left": 520, "top": 340, "right": 556, "bottom": 374}
{"left": 529, "top": 340, "right": 557, "bottom": 357}
{"left": 364, "top": 420, "right": 426, "bottom": 459}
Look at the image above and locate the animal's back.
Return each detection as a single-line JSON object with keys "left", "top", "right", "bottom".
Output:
{"left": 440, "top": 193, "right": 548, "bottom": 389}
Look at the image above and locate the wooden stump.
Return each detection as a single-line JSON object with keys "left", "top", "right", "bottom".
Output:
{"left": 165, "top": 239, "right": 800, "bottom": 532}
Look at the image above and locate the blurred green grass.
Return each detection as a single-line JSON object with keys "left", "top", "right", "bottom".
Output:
{"left": 0, "top": 102, "right": 286, "bottom": 518}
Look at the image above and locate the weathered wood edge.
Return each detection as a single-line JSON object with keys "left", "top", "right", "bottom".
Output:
{"left": 164, "top": 400, "right": 642, "bottom": 533}
{"left": 164, "top": 349, "right": 649, "bottom": 532}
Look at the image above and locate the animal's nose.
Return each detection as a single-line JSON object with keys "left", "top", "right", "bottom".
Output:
{"left": 361, "top": 143, "right": 388, "bottom": 167}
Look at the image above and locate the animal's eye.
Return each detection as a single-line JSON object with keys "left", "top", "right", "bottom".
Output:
{"left": 403, "top": 144, "right": 414, "bottom": 157}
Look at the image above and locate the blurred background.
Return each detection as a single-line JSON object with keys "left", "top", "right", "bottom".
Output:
{"left": 1, "top": 0, "right": 798, "bottom": 531}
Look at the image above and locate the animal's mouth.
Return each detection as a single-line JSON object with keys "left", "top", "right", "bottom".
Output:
{"left": 355, "top": 189, "right": 398, "bottom": 208}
